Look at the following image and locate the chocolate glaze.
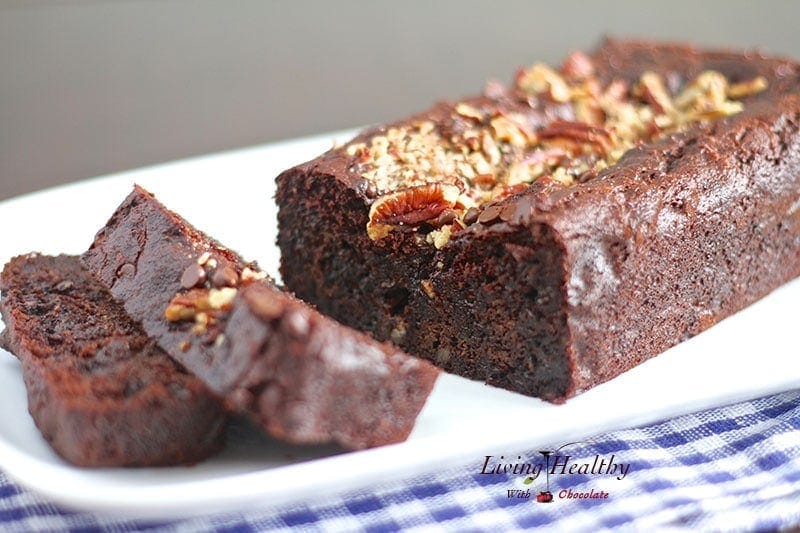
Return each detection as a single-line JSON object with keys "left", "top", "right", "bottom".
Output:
{"left": 276, "top": 39, "right": 800, "bottom": 401}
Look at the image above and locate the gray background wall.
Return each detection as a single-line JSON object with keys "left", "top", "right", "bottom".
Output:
{"left": 2, "top": 0, "right": 799, "bottom": 200}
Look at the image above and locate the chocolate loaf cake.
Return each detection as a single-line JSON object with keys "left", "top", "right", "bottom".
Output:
{"left": 82, "top": 186, "right": 439, "bottom": 449}
{"left": 0, "top": 254, "right": 227, "bottom": 466}
{"left": 275, "top": 38, "right": 800, "bottom": 402}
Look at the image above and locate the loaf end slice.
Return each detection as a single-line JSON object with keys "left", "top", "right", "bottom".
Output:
{"left": 0, "top": 254, "right": 227, "bottom": 467}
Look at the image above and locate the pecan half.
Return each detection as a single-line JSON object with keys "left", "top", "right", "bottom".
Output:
{"left": 367, "top": 183, "right": 460, "bottom": 240}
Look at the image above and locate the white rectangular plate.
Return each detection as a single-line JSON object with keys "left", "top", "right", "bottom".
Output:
{"left": 0, "top": 131, "right": 798, "bottom": 518}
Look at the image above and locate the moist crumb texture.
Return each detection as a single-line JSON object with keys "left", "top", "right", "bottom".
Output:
{"left": 275, "top": 38, "right": 800, "bottom": 402}
{"left": 0, "top": 254, "right": 227, "bottom": 466}
{"left": 82, "top": 186, "right": 439, "bottom": 450}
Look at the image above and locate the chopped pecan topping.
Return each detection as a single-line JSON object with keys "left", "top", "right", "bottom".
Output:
{"left": 208, "top": 287, "right": 237, "bottom": 310}
{"left": 192, "top": 312, "right": 210, "bottom": 334}
{"left": 673, "top": 70, "right": 744, "bottom": 120}
{"left": 727, "top": 76, "right": 768, "bottom": 99}
{"left": 165, "top": 287, "right": 237, "bottom": 323}
{"left": 574, "top": 98, "right": 605, "bottom": 126}
{"left": 603, "top": 79, "right": 629, "bottom": 102}
{"left": 345, "top": 50, "right": 767, "bottom": 246}
{"left": 420, "top": 279, "right": 436, "bottom": 299}
{"left": 165, "top": 289, "right": 212, "bottom": 322}
{"left": 166, "top": 252, "right": 273, "bottom": 339}
{"left": 516, "top": 64, "right": 571, "bottom": 102}
{"left": 483, "top": 80, "right": 506, "bottom": 99}
{"left": 241, "top": 266, "right": 268, "bottom": 283}
{"left": 426, "top": 225, "right": 452, "bottom": 249}
{"left": 634, "top": 71, "right": 677, "bottom": 116}
{"left": 196, "top": 252, "right": 211, "bottom": 266}
{"left": 455, "top": 102, "right": 485, "bottom": 121}
{"left": 490, "top": 114, "right": 532, "bottom": 147}
{"left": 538, "top": 120, "right": 614, "bottom": 156}
{"left": 560, "top": 50, "right": 595, "bottom": 80}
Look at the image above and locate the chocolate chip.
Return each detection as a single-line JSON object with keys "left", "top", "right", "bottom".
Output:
{"left": 576, "top": 169, "right": 597, "bottom": 183}
{"left": 211, "top": 266, "right": 238, "bottom": 288}
{"left": 436, "top": 209, "right": 456, "bottom": 226}
{"left": 117, "top": 263, "right": 135, "bottom": 278}
{"left": 463, "top": 207, "right": 480, "bottom": 225}
{"left": 478, "top": 205, "right": 503, "bottom": 224}
{"left": 284, "top": 310, "right": 310, "bottom": 338}
{"left": 246, "top": 292, "right": 283, "bottom": 320}
{"left": 500, "top": 204, "right": 519, "bottom": 223}
{"left": 180, "top": 263, "right": 206, "bottom": 289}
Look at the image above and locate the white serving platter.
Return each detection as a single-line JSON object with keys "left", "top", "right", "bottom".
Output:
{"left": 0, "top": 130, "right": 798, "bottom": 518}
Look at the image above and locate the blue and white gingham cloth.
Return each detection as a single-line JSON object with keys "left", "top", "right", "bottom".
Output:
{"left": 1, "top": 389, "right": 799, "bottom": 532}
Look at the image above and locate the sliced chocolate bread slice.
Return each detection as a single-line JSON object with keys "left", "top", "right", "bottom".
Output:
{"left": 82, "top": 186, "right": 439, "bottom": 450}
{"left": 0, "top": 254, "right": 227, "bottom": 466}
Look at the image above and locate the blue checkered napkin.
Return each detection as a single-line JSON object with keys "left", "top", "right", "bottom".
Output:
{"left": 1, "top": 390, "right": 799, "bottom": 532}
